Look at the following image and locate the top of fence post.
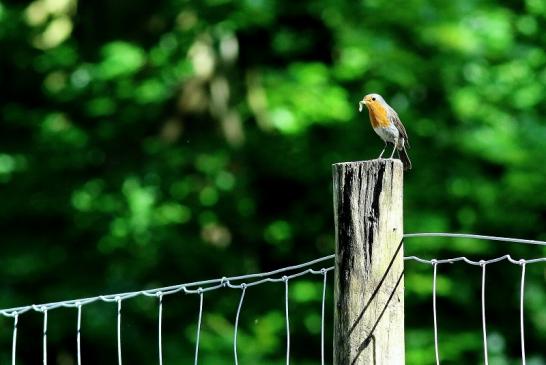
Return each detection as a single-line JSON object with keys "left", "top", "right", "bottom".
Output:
{"left": 332, "top": 159, "right": 405, "bottom": 365}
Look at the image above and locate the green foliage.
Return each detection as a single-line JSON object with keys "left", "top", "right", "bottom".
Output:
{"left": 0, "top": 0, "right": 545, "bottom": 363}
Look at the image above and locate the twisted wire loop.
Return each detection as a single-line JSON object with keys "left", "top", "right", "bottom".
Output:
{"left": 283, "top": 276, "right": 290, "bottom": 365}
{"left": 519, "top": 261, "right": 527, "bottom": 365}
{"left": 157, "top": 293, "right": 163, "bottom": 365}
{"left": 432, "top": 260, "right": 440, "bottom": 365}
{"left": 12, "top": 314, "right": 18, "bottom": 365}
{"left": 43, "top": 308, "right": 48, "bottom": 365}
{"left": 233, "top": 284, "right": 247, "bottom": 365}
{"left": 77, "top": 302, "right": 82, "bottom": 365}
{"left": 116, "top": 297, "right": 122, "bottom": 365}
{"left": 194, "top": 289, "right": 204, "bottom": 365}
{"left": 320, "top": 269, "right": 328, "bottom": 365}
{"left": 480, "top": 262, "right": 489, "bottom": 365}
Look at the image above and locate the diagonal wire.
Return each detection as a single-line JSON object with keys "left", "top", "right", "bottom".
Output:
{"left": 12, "top": 314, "right": 18, "bottom": 365}
{"left": 519, "top": 262, "right": 526, "bottom": 365}
{"left": 43, "top": 308, "right": 48, "bottom": 365}
{"left": 284, "top": 276, "right": 290, "bottom": 365}
{"left": 480, "top": 262, "right": 488, "bottom": 365}
{"left": 116, "top": 297, "right": 122, "bottom": 365}
{"left": 194, "top": 289, "right": 204, "bottom": 365}
{"left": 320, "top": 269, "right": 328, "bottom": 365}
{"left": 432, "top": 261, "right": 440, "bottom": 365}
{"left": 77, "top": 303, "right": 82, "bottom": 365}
{"left": 233, "top": 284, "right": 247, "bottom": 365}
{"left": 158, "top": 293, "right": 163, "bottom": 365}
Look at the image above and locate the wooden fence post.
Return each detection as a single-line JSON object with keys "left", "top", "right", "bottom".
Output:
{"left": 332, "top": 159, "right": 405, "bottom": 365}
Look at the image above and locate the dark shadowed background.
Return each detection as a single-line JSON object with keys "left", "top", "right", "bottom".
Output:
{"left": 1, "top": 0, "right": 545, "bottom": 364}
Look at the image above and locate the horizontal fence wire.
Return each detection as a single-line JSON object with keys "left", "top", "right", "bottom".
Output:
{"left": 0, "top": 254, "right": 335, "bottom": 317}
{"left": 404, "top": 232, "right": 546, "bottom": 246}
{"left": 1, "top": 233, "right": 545, "bottom": 317}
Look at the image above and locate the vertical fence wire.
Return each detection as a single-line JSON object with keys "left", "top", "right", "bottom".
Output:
{"left": 12, "top": 314, "right": 18, "bottom": 365}
{"left": 77, "top": 303, "right": 82, "bottom": 365}
{"left": 432, "top": 261, "right": 440, "bottom": 365}
{"left": 116, "top": 297, "right": 122, "bottom": 365}
{"left": 480, "top": 262, "right": 489, "bottom": 365}
{"left": 194, "top": 289, "right": 204, "bottom": 365}
{"left": 42, "top": 309, "right": 48, "bottom": 365}
{"left": 283, "top": 276, "right": 290, "bottom": 365}
{"left": 157, "top": 293, "right": 163, "bottom": 365}
{"left": 233, "top": 285, "right": 247, "bottom": 365}
{"left": 320, "top": 270, "right": 328, "bottom": 365}
{"left": 519, "top": 262, "right": 526, "bottom": 365}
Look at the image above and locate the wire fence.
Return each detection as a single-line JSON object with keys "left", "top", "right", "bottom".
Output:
{"left": 1, "top": 232, "right": 546, "bottom": 365}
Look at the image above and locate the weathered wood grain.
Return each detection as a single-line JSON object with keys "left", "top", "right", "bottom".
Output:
{"left": 333, "top": 159, "right": 405, "bottom": 365}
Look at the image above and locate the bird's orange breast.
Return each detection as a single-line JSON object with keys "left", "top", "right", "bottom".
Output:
{"left": 367, "top": 103, "right": 391, "bottom": 128}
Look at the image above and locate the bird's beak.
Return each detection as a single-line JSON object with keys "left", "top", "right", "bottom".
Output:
{"left": 358, "top": 100, "right": 366, "bottom": 112}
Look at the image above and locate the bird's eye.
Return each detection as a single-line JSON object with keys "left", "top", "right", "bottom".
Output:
{"left": 372, "top": 97, "right": 376, "bottom": 101}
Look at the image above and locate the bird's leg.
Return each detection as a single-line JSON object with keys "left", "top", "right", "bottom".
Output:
{"left": 378, "top": 141, "right": 388, "bottom": 159}
{"left": 389, "top": 137, "right": 398, "bottom": 159}
{"left": 396, "top": 139, "right": 404, "bottom": 159}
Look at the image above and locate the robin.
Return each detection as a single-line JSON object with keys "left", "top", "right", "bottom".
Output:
{"left": 359, "top": 93, "right": 412, "bottom": 170}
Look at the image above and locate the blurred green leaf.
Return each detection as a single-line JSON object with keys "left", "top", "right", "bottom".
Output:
{"left": 98, "top": 41, "right": 146, "bottom": 80}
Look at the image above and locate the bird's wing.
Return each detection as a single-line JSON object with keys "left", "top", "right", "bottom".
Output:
{"left": 388, "top": 108, "right": 410, "bottom": 148}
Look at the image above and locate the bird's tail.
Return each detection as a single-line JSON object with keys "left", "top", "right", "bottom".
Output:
{"left": 399, "top": 147, "right": 412, "bottom": 171}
